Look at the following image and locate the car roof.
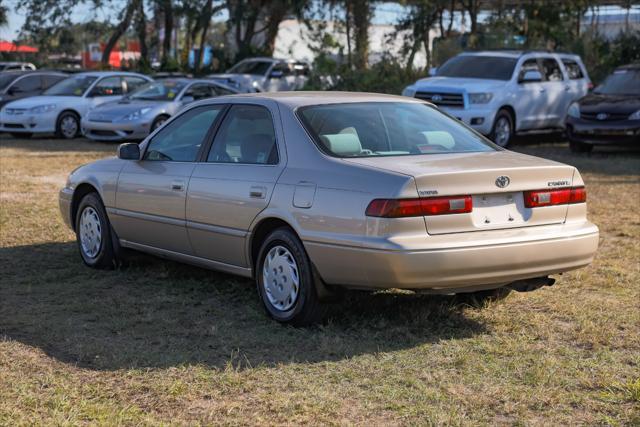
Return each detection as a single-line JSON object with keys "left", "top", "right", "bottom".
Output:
{"left": 0, "top": 70, "right": 66, "bottom": 76}
{"left": 461, "top": 50, "right": 582, "bottom": 60}
{"left": 72, "top": 71, "right": 150, "bottom": 78}
{"left": 204, "top": 91, "right": 421, "bottom": 109}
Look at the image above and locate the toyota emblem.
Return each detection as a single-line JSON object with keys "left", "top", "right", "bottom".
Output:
{"left": 431, "top": 94, "right": 443, "bottom": 102}
{"left": 495, "top": 176, "right": 510, "bottom": 188}
{"left": 596, "top": 113, "right": 608, "bottom": 120}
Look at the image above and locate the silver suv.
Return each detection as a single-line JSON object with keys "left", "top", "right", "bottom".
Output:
{"left": 402, "top": 51, "right": 591, "bottom": 146}
{"left": 209, "top": 57, "right": 310, "bottom": 93}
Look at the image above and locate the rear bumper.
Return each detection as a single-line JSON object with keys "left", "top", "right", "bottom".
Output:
{"left": 566, "top": 118, "right": 640, "bottom": 145}
{"left": 81, "top": 118, "right": 150, "bottom": 142}
{"left": 305, "top": 221, "right": 599, "bottom": 291}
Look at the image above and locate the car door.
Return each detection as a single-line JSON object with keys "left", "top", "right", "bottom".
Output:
{"left": 561, "top": 57, "right": 589, "bottom": 106}
{"left": 112, "top": 105, "right": 226, "bottom": 254}
{"left": 513, "top": 58, "right": 548, "bottom": 130}
{"left": 538, "top": 57, "right": 568, "bottom": 127}
{"left": 186, "top": 102, "right": 284, "bottom": 267}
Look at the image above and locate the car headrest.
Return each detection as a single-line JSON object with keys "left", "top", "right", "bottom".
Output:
{"left": 320, "top": 133, "right": 362, "bottom": 155}
{"left": 241, "top": 134, "right": 275, "bottom": 164}
{"left": 421, "top": 131, "right": 455, "bottom": 149}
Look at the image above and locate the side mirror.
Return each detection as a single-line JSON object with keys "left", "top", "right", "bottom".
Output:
{"left": 181, "top": 95, "right": 195, "bottom": 104}
{"left": 519, "top": 70, "right": 543, "bottom": 83}
{"left": 117, "top": 143, "right": 140, "bottom": 160}
{"left": 428, "top": 67, "right": 438, "bottom": 77}
{"left": 269, "top": 70, "right": 284, "bottom": 79}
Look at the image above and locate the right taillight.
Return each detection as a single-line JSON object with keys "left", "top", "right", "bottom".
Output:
{"left": 524, "top": 186, "right": 586, "bottom": 208}
{"left": 366, "top": 196, "right": 472, "bottom": 218}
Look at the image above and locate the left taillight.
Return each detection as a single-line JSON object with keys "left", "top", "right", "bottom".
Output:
{"left": 524, "top": 186, "right": 586, "bottom": 208}
{"left": 365, "top": 196, "right": 472, "bottom": 218}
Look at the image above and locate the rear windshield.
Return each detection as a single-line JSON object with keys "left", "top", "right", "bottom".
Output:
{"left": 438, "top": 55, "right": 517, "bottom": 80}
{"left": 595, "top": 69, "right": 640, "bottom": 96}
{"left": 298, "top": 102, "right": 496, "bottom": 158}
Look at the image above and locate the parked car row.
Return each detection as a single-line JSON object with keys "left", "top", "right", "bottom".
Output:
{"left": 402, "top": 51, "right": 639, "bottom": 150}
{"left": 0, "top": 71, "right": 240, "bottom": 140}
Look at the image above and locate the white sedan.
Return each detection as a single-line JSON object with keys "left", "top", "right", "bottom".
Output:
{"left": 0, "top": 71, "right": 152, "bottom": 139}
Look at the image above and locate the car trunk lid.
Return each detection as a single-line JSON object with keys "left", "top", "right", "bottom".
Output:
{"left": 346, "top": 151, "right": 577, "bottom": 234}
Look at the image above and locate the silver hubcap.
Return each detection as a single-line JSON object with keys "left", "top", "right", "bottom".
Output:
{"left": 262, "top": 245, "right": 300, "bottom": 311}
{"left": 79, "top": 207, "right": 102, "bottom": 258}
{"left": 494, "top": 117, "right": 511, "bottom": 147}
{"left": 153, "top": 118, "right": 166, "bottom": 130}
{"left": 61, "top": 116, "right": 78, "bottom": 138}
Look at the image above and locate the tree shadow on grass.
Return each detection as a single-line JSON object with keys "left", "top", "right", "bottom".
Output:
{"left": 0, "top": 242, "right": 486, "bottom": 371}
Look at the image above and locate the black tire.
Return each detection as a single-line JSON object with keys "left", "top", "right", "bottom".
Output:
{"left": 10, "top": 132, "right": 32, "bottom": 138}
{"left": 256, "top": 227, "right": 326, "bottom": 326}
{"left": 490, "top": 109, "right": 514, "bottom": 148}
{"left": 56, "top": 111, "right": 80, "bottom": 139}
{"left": 569, "top": 140, "right": 593, "bottom": 153}
{"left": 75, "top": 193, "right": 118, "bottom": 269}
{"left": 457, "top": 287, "right": 512, "bottom": 308}
{"left": 151, "top": 115, "right": 170, "bottom": 132}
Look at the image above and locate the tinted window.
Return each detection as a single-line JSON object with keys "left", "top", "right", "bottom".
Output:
{"left": 518, "top": 58, "right": 543, "bottom": 81}
{"left": 44, "top": 75, "right": 98, "bottom": 96}
{"left": 595, "top": 69, "right": 640, "bottom": 96}
{"left": 212, "top": 85, "right": 236, "bottom": 96}
{"left": 540, "top": 58, "right": 564, "bottom": 81}
{"left": 130, "top": 80, "right": 187, "bottom": 101}
{"left": 0, "top": 74, "right": 20, "bottom": 91}
{"left": 562, "top": 59, "right": 584, "bottom": 80}
{"left": 298, "top": 102, "right": 495, "bottom": 158}
{"left": 208, "top": 105, "right": 278, "bottom": 164}
{"left": 124, "top": 76, "right": 148, "bottom": 92}
{"left": 144, "top": 106, "right": 223, "bottom": 162}
{"left": 42, "top": 74, "right": 66, "bottom": 88}
{"left": 91, "top": 76, "right": 123, "bottom": 96}
{"left": 13, "top": 75, "right": 41, "bottom": 92}
{"left": 271, "top": 62, "right": 292, "bottom": 75}
{"left": 183, "top": 83, "right": 215, "bottom": 100}
{"left": 437, "top": 56, "right": 517, "bottom": 80}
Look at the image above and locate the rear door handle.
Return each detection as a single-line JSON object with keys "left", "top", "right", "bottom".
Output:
{"left": 171, "top": 180, "right": 184, "bottom": 191}
{"left": 250, "top": 186, "right": 266, "bottom": 199}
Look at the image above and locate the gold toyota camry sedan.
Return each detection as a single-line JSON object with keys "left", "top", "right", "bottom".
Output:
{"left": 59, "top": 92, "right": 599, "bottom": 325}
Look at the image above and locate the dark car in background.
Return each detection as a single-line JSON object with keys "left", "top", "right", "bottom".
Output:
{"left": 0, "top": 70, "right": 68, "bottom": 109}
{"left": 566, "top": 64, "right": 640, "bottom": 152}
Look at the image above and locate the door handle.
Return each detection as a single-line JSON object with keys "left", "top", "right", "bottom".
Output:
{"left": 249, "top": 186, "right": 266, "bottom": 199}
{"left": 171, "top": 180, "right": 184, "bottom": 191}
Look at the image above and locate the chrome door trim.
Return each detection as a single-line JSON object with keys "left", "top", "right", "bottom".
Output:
{"left": 185, "top": 220, "right": 248, "bottom": 237}
{"left": 120, "top": 239, "right": 253, "bottom": 278}
{"left": 107, "top": 207, "right": 185, "bottom": 227}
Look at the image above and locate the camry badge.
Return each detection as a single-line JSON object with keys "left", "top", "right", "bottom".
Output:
{"left": 495, "top": 176, "right": 510, "bottom": 188}
{"left": 596, "top": 113, "right": 608, "bottom": 120}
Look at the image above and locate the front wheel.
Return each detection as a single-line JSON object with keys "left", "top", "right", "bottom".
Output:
{"left": 56, "top": 111, "right": 80, "bottom": 139}
{"left": 256, "top": 227, "right": 326, "bottom": 326}
{"left": 151, "top": 115, "right": 169, "bottom": 132}
{"left": 75, "top": 193, "right": 117, "bottom": 269}
{"left": 490, "top": 110, "right": 514, "bottom": 148}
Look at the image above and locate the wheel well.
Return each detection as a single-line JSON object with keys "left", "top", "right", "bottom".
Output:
{"left": 250, "top": 218, "right": 295, "bottom": 271}
{"left": 71, "top": 183, "right": 99, "bottom": 230}
{"left": 57, "top": 109, "right": 80, "bottom": 122}
{"left": 498, "top": 106, "right": 516, "bottom": 129}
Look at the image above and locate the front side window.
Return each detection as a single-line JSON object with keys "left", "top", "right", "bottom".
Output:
{"left": 124, "top": 76, "right": 148, "bottom": 93}
{"left": 12, "top": 75, "right": 41, "bottom": 92}
{"left": 144, "top": 106, "right": 224, "bottom": 162}
{"left": 207, "top": 105, "right": 278, "bottom": 164}
{"left": 212, "top": 84, "right": 236, "bottom": 96}
{"left": 298, "top": 102, "right": 495, "bottom": 158}
{"left": 44, "top": 75, "right": 98, "bottom": 96}
{"left": 91, "top": 76, "right": 124, "bottom": 96}
{"left": 539, "top": 58, "right": 564, "bottom": 82}
{"left": 437, "top": 55, "right": 517, "bottom": 81}
{"left": 183, "top": 84, "right": 215, "bottom": 100}
{"left": 43, "top": 74, "right": 66, "bottom": 88}
{"left": 562, "top": 59, "right": 584, "bottom": 80}
{"left": 518, "top": 58, "right": 543, "bottom": 81}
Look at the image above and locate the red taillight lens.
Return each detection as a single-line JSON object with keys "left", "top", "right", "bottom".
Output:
{"left": 366, "top": 196, "right": 472, "bottom": 218}
{"left": 524, "top": 186, "right": 586, "bottom": 208}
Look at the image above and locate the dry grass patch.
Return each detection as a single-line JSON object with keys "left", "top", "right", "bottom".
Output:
{"left": 1, "top": 136, "right": 639, "bottom": 425}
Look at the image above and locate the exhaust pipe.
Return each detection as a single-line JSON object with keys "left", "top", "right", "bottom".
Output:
{"left": 508, "top": 276, "right": 555, "bottom": 293}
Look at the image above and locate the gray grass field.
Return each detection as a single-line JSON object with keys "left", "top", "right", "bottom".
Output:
{"left": 1, "top": 136, "right": 639, "bottom": 425}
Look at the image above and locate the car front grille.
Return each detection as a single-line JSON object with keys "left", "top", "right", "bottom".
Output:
{"left": 580, "top": 112, "right": 630, "bottom": 122}
{"left": 4, "top": 108, "right": 27, "bottom": 115}
{"left": 414, "top": 92, "right": 465, "bottom": 108}
{"left": 3, "top": 123, "right": 25, "bottom": 129}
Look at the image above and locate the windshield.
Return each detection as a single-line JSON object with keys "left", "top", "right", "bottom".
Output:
{"left": 44, "top": 75, "right": 97, "bottom": 96}
{"left": 595, "top": 69, "right": 640, "bottom": 96}
{"left": 228, "top": 60, "right": 272, "bottom": 75}
{"left": 129, "top": 80, "right": 187, "bottom": 101}
{"left": 298, "top": 102, "right": 496, "bottom": 158}
{"left": 437, "top": 55, "right": 517, "bottom": 80}
{"left": 0, "top": 74, "right": 19, "bottom": 91}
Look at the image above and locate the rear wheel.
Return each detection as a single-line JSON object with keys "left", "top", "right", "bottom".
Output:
{"left": 490, "top": 109, "right": 514, "bottom": 148}
{"left": 56, "top": 111, "right": 80, "bottom": 139}
{"left": 75, "top": 193, "right": 117, "bottom": 269}
{"left": 569, "top": 140, "right": 593, "bottom": 153}
{"left": 10, "top": 132, "right": 32, "bottom": 138}
{"left": 256, "top": 227, "right": 326, "bottom": 326}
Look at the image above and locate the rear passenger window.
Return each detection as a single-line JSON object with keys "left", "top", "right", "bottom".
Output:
{"left": 207, "top": 105, "right": 278, "bottom": 165}
{"left": 91, "top": 77, "right": 123, "bottom": 96}
{"left": 562, "top": 59, "right": 584, "bottom": 79}
{"left": 540, "top": 58, "right": 564, "bottom": 81}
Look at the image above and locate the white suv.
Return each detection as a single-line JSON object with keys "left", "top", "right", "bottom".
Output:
{"left": 402, "top": 51, "right": 591, "bottom": 146}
